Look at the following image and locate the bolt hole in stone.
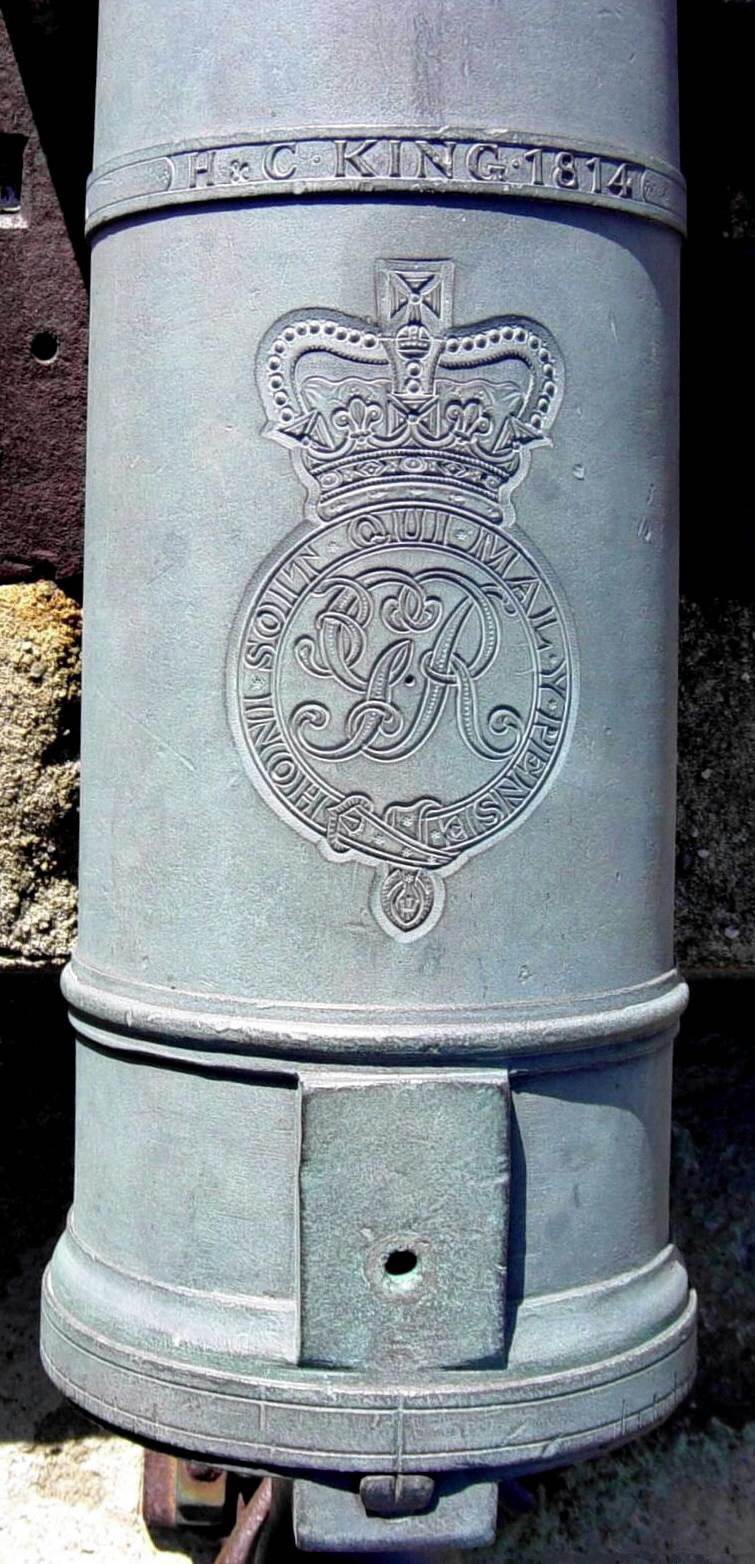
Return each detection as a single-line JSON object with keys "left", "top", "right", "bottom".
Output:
{"left": 31, "top": 331, "right": 59, "bottom": 364}
{"left": 384, "top": 1248, "right": 418, "bottom": 1278}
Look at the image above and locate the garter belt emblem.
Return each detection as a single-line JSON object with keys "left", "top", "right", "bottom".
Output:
{"left": 229, "top": 260, "right": 576, "bottom": 941}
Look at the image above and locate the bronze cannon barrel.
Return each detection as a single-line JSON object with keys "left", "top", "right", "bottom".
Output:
{"left": 42, "top": 1, "right": 694, "bottom": 1551}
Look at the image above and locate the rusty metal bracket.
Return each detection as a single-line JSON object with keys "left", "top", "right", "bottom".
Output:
{"left": 142, "top": 1452, "right": 276, "bottom": 1563}
{"left": 142, "top": 1452, "right": 228, "bottom": 1530}
{"left": 215, "top": 1479, "right": 274, "bottom": 1564}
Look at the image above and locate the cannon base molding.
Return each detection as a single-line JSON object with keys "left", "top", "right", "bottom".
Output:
{"left": 42, "top": 1257, "right": 695, "bottom": 1472}
{"left": 42, "top": 1001, "right": 695, "bottom": 1549}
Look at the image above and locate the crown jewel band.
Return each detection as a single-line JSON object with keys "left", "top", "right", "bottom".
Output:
{"left": 86, "top": 127, "right": 686, "bottom": 235}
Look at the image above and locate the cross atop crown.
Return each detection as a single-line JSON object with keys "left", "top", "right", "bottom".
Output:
{"left": 257, "top": 259, "right": 564, "bottom": 527}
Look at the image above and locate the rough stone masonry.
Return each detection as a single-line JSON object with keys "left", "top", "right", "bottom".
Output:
{"left": 0, "top": 580, "right": 79, "bottom": 966}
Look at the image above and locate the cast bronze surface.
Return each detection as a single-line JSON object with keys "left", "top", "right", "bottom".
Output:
{"left": 42, "top": 2, "right": 694, "bottom": 1552}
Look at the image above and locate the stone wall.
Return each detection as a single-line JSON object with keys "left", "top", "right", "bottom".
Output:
{"left": 677, "top": 599, "right": 755, "bottom": 971}
{"left": 0, "top": 4, "right": 90, "bottom": 584}
{"left": 0, "top": 581, "right": 79, "bottom": 965}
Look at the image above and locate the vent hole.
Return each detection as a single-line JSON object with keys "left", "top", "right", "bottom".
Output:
{"left": 384, "top": 1248, "right": 418, "bottom": 1278}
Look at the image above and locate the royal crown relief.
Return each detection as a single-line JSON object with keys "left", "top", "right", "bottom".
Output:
{"left": 228, "top": 259, "right": 577, "bottom": 940}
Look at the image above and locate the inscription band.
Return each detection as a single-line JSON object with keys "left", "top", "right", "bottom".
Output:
{"left": 86, "top": 127, "right": 686, "bottom": 235}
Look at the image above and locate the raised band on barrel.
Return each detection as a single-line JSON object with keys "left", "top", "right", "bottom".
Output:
{"left": 85, "top": 127, "right": 687, "bottom": 234}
